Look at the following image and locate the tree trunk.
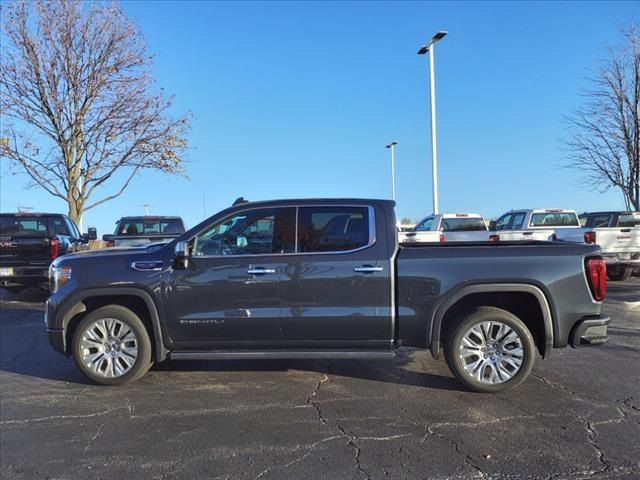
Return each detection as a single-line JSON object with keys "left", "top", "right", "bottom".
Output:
{"left": 67, "top": 198, "right": 82, "bottom": 229}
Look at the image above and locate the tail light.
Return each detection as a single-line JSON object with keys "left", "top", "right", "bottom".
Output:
{"left": 439, "top": 233, "right": 445, "bottom": 243}
{"left": 584, "top": 231, "right": 596, "bottom": 244}
{"left": 50, "top": 239, "right": 60, "bottom": 260}
{"left": 489, "top": 234, "right": 500, "bottom": 242}
{"left": 585, "top": 257, "right": 606, "bottom": 301}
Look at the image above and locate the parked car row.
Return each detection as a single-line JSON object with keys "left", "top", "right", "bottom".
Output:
{"left": 399, "top": 208, "right": 640, "bottom": 281}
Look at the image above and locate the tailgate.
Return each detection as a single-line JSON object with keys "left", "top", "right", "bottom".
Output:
{"left": 596, "top": 228, "right": 640, "bottom": 254}
{"left": 0, "top": 235, "right": 53, "bottom": 265}
{"left": 496, "top": 230, "right": 554, "bottom": 241}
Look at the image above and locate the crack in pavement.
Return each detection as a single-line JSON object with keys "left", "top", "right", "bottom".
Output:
{"left": 0, "top": 405, "right": 131, "bottom": 425}
{"left": 336, "top": 423, "right": 370, "bottom": 480}
{"left": 6, "top": 336, "right": 41, "bottom": 365}
{"left": 620, "top": 396, "right": 640, "bottom": 413}
{"left": 84, "top": 422, "right": 105, "bottom": 452}
{"left": 423, "top": 425, "right": 486, "bottom": 479}
{"left": 581, "top": 416, "right": 610, "bottom": 474}
{"left": 306, "top": 372, "right": 329, "bottom": 425}
{"left": 531, "top": 372, "right": 585, "bottom": 400}
{"left": 252, "top": 435, "right": 343, "bottom": 480}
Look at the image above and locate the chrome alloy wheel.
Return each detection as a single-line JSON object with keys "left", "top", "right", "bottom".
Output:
{"left": 458, "top": 321, "right": 524, "bottom": 384}
{"left": 80, "top": 318, "right": 139, "bottom": 378}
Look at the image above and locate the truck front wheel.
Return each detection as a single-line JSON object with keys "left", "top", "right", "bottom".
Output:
{"left": 444, "top": 307, "right": 536, "bottom": 393}
{"left": 71, "top": 305, "right": 153, "bottom": 386}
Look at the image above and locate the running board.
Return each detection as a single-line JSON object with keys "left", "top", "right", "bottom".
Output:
{"left": 169, "top": 350, "right": 395, "bottom": 361}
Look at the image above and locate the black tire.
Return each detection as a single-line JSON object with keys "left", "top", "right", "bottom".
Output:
{"left": 607, "top": 266, "right": 632, "bottom": 281}
{"left": 72, "top": 305, "right": 153, "bottom": 386}
{"left": 444, "top": 306, "right": 536, "bottom": 393}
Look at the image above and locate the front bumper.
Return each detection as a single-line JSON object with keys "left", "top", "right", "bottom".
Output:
{"left": 0, "top": 265, "right": 49, "bottom": 288}
{"left": 47, "top": 329, "right": 66, "bottom": 355}
{"left": 45, "top": 299, "right": 67, "bottom": 355}
{"left": 570, "top": 315, "right": 610, "bottom": 347}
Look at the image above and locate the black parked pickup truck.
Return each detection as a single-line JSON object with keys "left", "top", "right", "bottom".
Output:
{"left": 45, "top": 199, "right": 610, "bottom": 392}
{"left": 0, "top": 213, "right": 95, "bottom": 293}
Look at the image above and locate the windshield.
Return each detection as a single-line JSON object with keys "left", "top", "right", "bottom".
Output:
{"left": 530, "top": 212, "right": 579, "bottom": 227}
{"left": 441, "top": 218, "right": 487, "bottom": 231}
{"left": 115, "top": 218, "right": 184, "bottom": 236}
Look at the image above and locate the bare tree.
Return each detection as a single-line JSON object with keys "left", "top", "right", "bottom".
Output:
{"left": 0, "top": 0, "right": 189, "bottom": 225}
{"left": 564, "top": 23, "right": 640, "bottom": 211}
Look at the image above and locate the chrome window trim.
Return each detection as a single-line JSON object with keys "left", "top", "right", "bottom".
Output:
{"left": 190, "top": 204, "right": 376, "bottom": 258}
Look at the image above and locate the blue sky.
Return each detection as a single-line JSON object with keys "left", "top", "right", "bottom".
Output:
{"left": 1, "top": 1, "right": 638, "bottom": 234}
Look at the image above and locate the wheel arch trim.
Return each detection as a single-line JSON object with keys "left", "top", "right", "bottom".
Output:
{"left": 58, "top": 287, "right": 168, "bottom": 362}
{"left": 430, "top": 283, "right": 554, "bottom": 360}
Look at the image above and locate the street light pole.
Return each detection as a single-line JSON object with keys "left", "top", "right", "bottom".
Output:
{"left": 418, "top": 30, "right": 447, "bottom": 214}
{"left": 385, "top": 141, "right": 399, "bottom": 202}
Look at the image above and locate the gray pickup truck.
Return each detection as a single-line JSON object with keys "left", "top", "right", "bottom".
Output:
{"left": 45, "top": 198, "right": 609, "bottom": 392}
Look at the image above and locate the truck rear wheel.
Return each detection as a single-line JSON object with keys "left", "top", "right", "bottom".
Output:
{"left": 607, "top": 266, "right": 632, "bottom": 281}
{"left": 444, "top": 307, "right": 536, "bottom": 393}
{"left": 71, "top": 305, "right": 153, "bottom": 386}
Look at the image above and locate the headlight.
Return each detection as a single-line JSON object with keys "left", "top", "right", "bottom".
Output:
{"left": 49, "top": 265, "right": 72, "bottom": 293}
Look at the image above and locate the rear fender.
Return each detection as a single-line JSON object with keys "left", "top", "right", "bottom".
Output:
{"left": 429, "top": 283, "right": 554, "bottom": 359}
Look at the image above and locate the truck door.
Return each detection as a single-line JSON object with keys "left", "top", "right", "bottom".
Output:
{"left": 279, "top": 205, "right": 392, "bottom": 348}
{"left": 166, "top": 207, "right": 296, "bottom": 347}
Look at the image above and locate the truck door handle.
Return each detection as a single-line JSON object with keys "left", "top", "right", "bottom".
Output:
{"left": 522, "top": 232, "right": 533, "bottom": 236}
{"left": 354, "top": 265, "right": 383, "bottom": 273}
{"left": 247, "top": 267, "right": 276, "bottom": 275}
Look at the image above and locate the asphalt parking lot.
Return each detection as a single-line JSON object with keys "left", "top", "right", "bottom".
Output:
{"left": 1, "top": 280, "right": 639, "bottom": 480}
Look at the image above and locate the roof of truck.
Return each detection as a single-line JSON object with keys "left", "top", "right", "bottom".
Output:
{"left": 227, "top": 198, "right": 396, "bottom": 208}
{"left": 117, "top": 216, "right": 184, "bottom": 221}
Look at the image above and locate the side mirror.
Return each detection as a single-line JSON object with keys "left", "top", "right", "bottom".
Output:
{"left": 102, "top": 234, "right": 113, "bottom": 242}
{"left": 87, "top": 227, "right": 97, "bottom": 241}
{"left": 174, "top": 240, "right": 189, "bottom": 269}
{"left": 489, "top": 221, "right": 497, "bottom": 231}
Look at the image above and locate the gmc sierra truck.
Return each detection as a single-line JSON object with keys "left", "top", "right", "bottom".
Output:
{"left": 45, "top": 199, "right": 610, "bottom": 393}
{"left": 0, "top": 212, "right": 95, "bottom": 293}
{"left": 578, "top": 211, "right": 640, "bottom": 281}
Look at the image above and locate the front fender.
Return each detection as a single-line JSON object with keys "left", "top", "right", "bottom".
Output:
{"left": 53, "top": 286, "right": 169, "bottom": 362}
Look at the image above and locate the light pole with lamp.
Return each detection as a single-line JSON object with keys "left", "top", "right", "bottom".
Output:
{"left": 385, "top": 141, "right": 398, "bottom": 202}
{"left": 418, "top": 30, "right": 447, "bottom": 214}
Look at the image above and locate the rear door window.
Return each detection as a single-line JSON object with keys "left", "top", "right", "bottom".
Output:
{"left": 511, "top": 212, "right": 526, "bottom": 229}
{"left": 297, "top": 207, "right": 370, "bottom": 253}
